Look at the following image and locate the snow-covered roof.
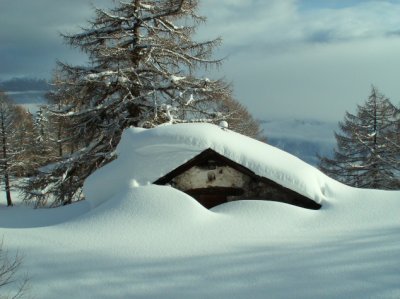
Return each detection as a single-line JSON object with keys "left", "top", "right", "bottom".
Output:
{"left": 84, "top": 123, "right": 332, "bottom": 207}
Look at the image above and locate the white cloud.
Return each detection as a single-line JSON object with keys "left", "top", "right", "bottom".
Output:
{"left": 197, "top": 0, "right": 400, "bottom": 121}
{"left": 198, "top": 0, "right": 400, "bottom": 50}
{"left": 223, "top": 36, "right": 400, "bottom": 121}
{"left": 300, "top": 1, "right": 400, "bottom": 43}
{"left": 198, "top": 0, "right": 300, "bottom": 48}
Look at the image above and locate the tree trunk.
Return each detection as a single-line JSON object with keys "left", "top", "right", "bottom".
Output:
{"left": 1, "top": 119, "right": 12, "bottom": 206}
{"left": 4, "top": 172, "right": 12, "bottom": 206}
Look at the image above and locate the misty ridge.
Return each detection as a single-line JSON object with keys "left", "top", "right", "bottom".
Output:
{"left": 260, "top": 119, "right": 336, "bottom": 165}
{"left": 0, "top": 77, "right": 50, "bottom": 92}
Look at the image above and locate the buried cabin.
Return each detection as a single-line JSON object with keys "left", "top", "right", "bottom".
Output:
{"left": 154, "top": 148, "right": 321, "bottom": 210}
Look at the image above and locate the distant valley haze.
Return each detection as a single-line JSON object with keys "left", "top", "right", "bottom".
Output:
{"left": 1, "top": 77, "right": 336, "bottom": 165}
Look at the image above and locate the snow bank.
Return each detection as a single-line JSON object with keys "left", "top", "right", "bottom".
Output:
{"left": 0, "top": 199, "right": 90, "bottom": 228}
{"left": 65, "top": 185, "right": 214, "bottom": 233}
{"left": 84, "top": 123, "right": 334, "bottom": 207}
{"left": 1, "top": 176, "right": 399, "bottom": 299}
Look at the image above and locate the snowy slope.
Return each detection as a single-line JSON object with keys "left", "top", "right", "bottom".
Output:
{"left": 0, "top": 124, "right": 399, "bottom": 299}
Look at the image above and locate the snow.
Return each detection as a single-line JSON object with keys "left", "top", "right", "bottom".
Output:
{"left": 170, "top": 75, "right": 186, "bottom": 83}
{"left": 185, "top": 93, "right": 194, "bottom": 105}
{"left": 219, "top": 120, "right": 228, "bottom": 129}
{"left": 0, "top": 123, "right": 399, "bottom": 299}
{"left": 140, "top": 3, "right": 154, "bottom": 10}
{"left": 84, "top": 123, "right": 331, "bottom": 207}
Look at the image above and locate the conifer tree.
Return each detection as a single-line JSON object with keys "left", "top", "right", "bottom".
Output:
{"left": 23, "top": 0, "right": 250, "bottom": 206}
{"left": 319, "top": 86, "right": 400, "bottom": 189}
{"left": 0, "top": 92, "right": 37, "bottom": 205}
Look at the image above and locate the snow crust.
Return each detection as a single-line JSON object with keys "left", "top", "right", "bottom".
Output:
{"left": 0, "top": 123, "right": 399, "bottom": 298}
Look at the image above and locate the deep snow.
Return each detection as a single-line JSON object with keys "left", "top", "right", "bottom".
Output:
{"left": 84, "top": 123, "right": 331, "bottom": 208}
{"left": 0, "top": 123, "right": 399, "bottom": 299}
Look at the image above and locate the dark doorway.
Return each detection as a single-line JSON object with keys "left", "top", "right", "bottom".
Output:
{"left": 186, "top": 187, "right": 244, "bottom": 208}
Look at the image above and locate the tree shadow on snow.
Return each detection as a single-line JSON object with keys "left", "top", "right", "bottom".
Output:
{"left": 10, "top": 226, "right": 400, "bottom": 299}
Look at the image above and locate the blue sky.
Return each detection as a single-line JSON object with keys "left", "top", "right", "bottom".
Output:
{"left": 1, "top": 0, "right": 400, "bottom": 121}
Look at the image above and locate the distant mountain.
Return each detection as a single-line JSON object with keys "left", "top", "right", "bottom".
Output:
{"left": 6, "top": 90, "right": 47, "bottom": 113}
{"left": 0, "top": 77, "right": 50, "bottom": 92}
{"left": 260, "top": 119, "right": 337, "bottom": 166}
{"left": 1, "top": 77, "right": 49, "bottom": 112}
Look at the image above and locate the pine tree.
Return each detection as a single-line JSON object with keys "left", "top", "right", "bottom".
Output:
{"left": 319, "top": 86, "right": 400, "bottom": 189}
{"left": 23, "top": 0, "right": 246, "bottom": 206}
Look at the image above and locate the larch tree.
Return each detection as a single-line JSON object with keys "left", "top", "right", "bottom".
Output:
{"left": 216, "top": 96, "right": 265, "bottom": 141}
{"left": 11, "top": 106, "right": 38, "bottom": 177}
{"left": 34, "top": 85, "right": 76, "bottom": 163}
{"left": 319, "top": 86, "right": 400, "bottom": 189}
{"left": 0, "top": 92, "right": 27, "bottom": 206}
{"left": 23, "top": 0, "right": 248, "bottom": 206}
{"left": 33, "top": 107, "right": 58, "bottom": 161}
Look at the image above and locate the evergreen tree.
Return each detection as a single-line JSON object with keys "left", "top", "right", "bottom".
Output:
{"left": 319, "top": 86, "right": 400, "bottom": 189}
{"left": 23, "top": 0, "right": 248, "bottom": 206}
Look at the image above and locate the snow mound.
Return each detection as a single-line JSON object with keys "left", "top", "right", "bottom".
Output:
{"left": 0, "top": 200, "right": 90, "bottom": 228}
{"left": 84, "top": 123, "right": 334, "bottom": 207}
{"left": 69, "top": 185, "right": 213, "bottom": 230}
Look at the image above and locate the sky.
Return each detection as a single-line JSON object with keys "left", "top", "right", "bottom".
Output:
{"left": 1, "top": 0, "right": 400, "bottom": 122}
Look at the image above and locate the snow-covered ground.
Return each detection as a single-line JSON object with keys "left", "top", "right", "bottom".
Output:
{"left": 0, "top": 124, "right": 399, "bottom": 299}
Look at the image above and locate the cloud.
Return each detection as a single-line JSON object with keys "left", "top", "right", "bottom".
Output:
{"left": 195, "top": 0, "right": 400, "bottom": 121}
{"left": 198, "top": 0, "right": 400, "bottom": 52}
{"left": 222, "top": 36, "right": 400, "bottom": 121}
{"left": 300, "top": 1, "right": 400, "bottom": 44}
{"left": 2, "top": 0, "right": 400, "bottom": 122}
{"left": 0, "top": 0, "right": 110, "bottom": 79}
{"left": 198, "top": 0, "right": 300, "bottom": 49}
